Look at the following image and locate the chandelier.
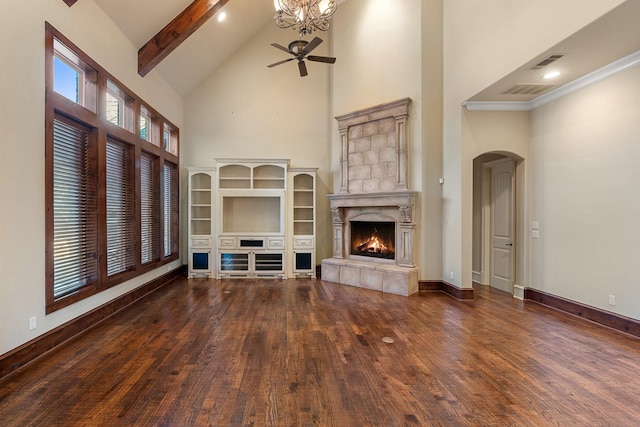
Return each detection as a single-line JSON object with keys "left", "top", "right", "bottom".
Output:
{"left": 273, "top": 0, "right": 338, "bottom": 38}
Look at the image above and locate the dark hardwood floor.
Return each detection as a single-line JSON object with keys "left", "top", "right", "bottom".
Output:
{"left": 1, "top": 278, "right": 639, "bottom": 426}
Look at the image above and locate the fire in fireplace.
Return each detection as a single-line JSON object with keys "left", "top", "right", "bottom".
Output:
{"left": 350, "top": 221, "right": 395, "bottom": 260}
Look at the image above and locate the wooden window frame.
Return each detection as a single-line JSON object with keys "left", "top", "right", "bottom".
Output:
{"left": 45, "top": 22, "right": 180, "bottom": 313}
{"left": 106, "top": 137, "right": 136, "bottom": 278}
{"left": 163, "top": 161, "right": 179, "bottom": 258}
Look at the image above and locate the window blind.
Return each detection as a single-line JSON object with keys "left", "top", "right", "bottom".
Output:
{"left": 52, "top": 117, "right": 98, "bottom": 298}
{"left": 106, "top": 138, "right": 135, "bottom": 276}
{"left": 163, "top": 162, "right": 178, "bottom": 257}
{"left": 140, "top": 152, "right": 160, "bottom": 264}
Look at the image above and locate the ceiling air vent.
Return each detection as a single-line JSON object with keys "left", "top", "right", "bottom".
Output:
{"left": 531, "top": 54, "right": 564, "bottom": 69}
{"left": 501, "top": 84, "right": 556, "bottom": 96}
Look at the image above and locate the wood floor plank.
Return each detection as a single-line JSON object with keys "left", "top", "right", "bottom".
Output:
{"left": 1, "top": 279, "right": 640, "bottom": 426}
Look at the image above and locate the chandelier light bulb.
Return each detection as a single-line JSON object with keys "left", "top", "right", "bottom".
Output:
{"left": 319, "top": 0, "right": 331, "bottom": 14}
{"left": 273, "top": 0, "right": 337, "bottom": 38}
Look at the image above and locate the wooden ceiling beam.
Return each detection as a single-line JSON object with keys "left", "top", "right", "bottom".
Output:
{"left": 138, "top": 0, "right": 231, "bottom": 77}
{"left": 63, "top": 0, "right": 78, "bottom": 6}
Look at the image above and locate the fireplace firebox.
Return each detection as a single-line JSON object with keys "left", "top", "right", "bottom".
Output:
{"left": 350, "top": 221, "right": 395, "bottom": 260}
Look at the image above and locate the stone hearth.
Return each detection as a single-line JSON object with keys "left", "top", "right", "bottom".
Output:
{"left": 321, "top": 98, "right": 418, "bottom": 296}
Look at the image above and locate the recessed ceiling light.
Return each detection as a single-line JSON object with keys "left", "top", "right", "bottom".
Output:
{"left": 217, "top": 12, "right": 227, "bottom": 22}
{"left": 543, "top": 71, "right": 561, "bottom": 80}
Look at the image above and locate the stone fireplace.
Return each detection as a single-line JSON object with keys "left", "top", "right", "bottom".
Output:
{"left": 321, "top": 98, "right": 418, "bottom": 296}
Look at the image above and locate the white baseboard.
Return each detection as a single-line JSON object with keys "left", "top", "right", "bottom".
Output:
{"left": 513, "top": 284, "right": 525, "bottom": 300}
{"left": 472, "top": 270, "right": 482, "bottom": 283}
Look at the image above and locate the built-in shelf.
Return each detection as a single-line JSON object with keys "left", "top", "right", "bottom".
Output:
{"left": 188, "top": 168, "right": 215, "bottom": 277}
{"left": 289, "top": 169, "right": 317, "bottom": 278}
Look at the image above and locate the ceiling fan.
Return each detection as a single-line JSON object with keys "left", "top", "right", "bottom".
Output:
{"left": 267, "top": 37, "right": 336, "bottom": 77}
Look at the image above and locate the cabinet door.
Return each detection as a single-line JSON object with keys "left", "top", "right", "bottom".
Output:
{"left": 294, "top": 251, "right": 314, "bottom": 273}
{"left": 189, "top": 250, "right": 211, "bottom": 278}
{"left": 254, "top": 252, "right": 284, "bottom": 273}
{"left": 220, "top": 252, "right": 249, "bottom": 272}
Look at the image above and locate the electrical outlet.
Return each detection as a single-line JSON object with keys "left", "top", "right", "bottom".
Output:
{"left": 29, "top": 316, "right": 37, "bottom": 331}
{"left": 450, "top": 271, "right": 454, "bottom": 279}
{"left": 608, "top": 295, "right": 616, "bottom": 306}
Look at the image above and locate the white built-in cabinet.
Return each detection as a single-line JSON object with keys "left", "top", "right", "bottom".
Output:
{"left": 216, "top": 159, "right": 288, "bottom": 279}
{"left": 288, "top": 168, "right": 317, "bottom": 278}
{"left": 187, "top": 160, "right": 317, "bottom": 279}
{"left": 187, "top": 167, "right": 215, "bottom": 278}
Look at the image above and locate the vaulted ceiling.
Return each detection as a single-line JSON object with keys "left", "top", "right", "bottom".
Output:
{"left": 85, "top": 0, "right": 639, "bottom": 105}
{"left": 93, "top": 0, "right": 275, "bottom": 97}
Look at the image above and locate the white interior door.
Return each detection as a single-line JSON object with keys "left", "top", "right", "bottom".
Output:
{"left": 490, "top": 159, "right": 515, "bottom": 292}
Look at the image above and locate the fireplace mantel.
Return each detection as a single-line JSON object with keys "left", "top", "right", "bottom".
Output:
{"left": 324, "top": 191, "right": 419, "bottom": 296}
{"left": 328, "top": 191, "right": 417, "bottom": 209}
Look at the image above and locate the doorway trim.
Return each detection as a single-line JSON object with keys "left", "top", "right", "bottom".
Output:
{"left": 474, "top": 152, "right": 525, "bottom": 299}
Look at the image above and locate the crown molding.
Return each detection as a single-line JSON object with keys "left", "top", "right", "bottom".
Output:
{"left": 462, "top": 101, "right": 530, "bottom": 111}
{"left": 463, "top": 49, "right": 640, "bottom": 112}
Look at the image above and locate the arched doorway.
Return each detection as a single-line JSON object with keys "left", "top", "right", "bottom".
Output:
{"left": 472, "top": 152, "right": 525, "bottom": 297}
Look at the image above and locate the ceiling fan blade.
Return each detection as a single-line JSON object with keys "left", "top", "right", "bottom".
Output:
{"left": 307, "top": 55, "right": 336, "bottom": 64}
{"left": 301, "top": 37, "right": 323, "bottom": 56}
{"left": 267, "top": 58, "right": 295, "bottom": 68}
{"left": 271, "top": 43, "right": 292, "bottom": 54}
{"left": 298, "top": 60, "right": 308, "bottom": 77}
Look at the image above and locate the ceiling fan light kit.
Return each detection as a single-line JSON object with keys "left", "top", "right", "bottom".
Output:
{"left": 273, "top": 0, "right": 337, "bottom": 38}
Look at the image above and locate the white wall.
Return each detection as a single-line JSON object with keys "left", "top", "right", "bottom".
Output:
{"left": 183, "top": 22, "right": 333, "bottom": 259}
{"left": 331, "top": 0, "right": 422, "bottom": 198}
{"left": 442, "top": 0, "right": 626, "bottom": 288}
{"left": 465, "top": 111, "right": 530, "bottom": 286}
{"left": 0, "top": 0, "right": 183, "bottom": 356}
{"left": 530, "top": 65, "right": 640, "bottom": 319}
{"left": 421, "top": 0, "right": 444, "bottom": 280}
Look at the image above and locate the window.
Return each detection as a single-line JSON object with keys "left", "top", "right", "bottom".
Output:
{"left": 51, "top": 116, "right": 98, "bottom": 299}
{"left": 163, "top": 124, "right": 179, "bottom": 155}
{"left": 139, "top": 105, "right": 160, "bottom": 145}
{"left": 140, "top": 152, "right": 161, "bottom": 264}
{"left": 106, "top": 139, "right": 135, "bottom": 276}
{"left": 53, "top": 38, "right": 97, "bottom": 112}
{"left": 45, "top": 23, "right": 179, "bottom": 313}
{"left": 53, "top": 56, "right": 82, "bottom": 103}
{"left": 163, "top": 162, "right": 178, "bottom": 257}
{"left": 139, "top": 113, "right": 150, "bottom": 141}
{"left": 105, "top": 80, "right": 134, "bottom": 132}
{"left": 163, "top": 128, "right": 170, "bottom": 151}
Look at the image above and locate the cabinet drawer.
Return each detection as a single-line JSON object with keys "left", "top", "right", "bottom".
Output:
{"left": 293, "top": 237, "right": 313, "bottom": 249}
{"left": 191, "top": 237, "right": 210, "bottom": 248}
{"left": 267, "top": 238, "right": 285, "bottom": 250}
{"left": 219, "top": 237, "right": 236, "bottom": 249}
